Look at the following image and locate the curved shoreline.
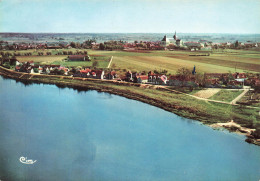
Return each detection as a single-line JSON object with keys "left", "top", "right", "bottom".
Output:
{"left": 0, "top": 66, "right": 259, "bottom": 146}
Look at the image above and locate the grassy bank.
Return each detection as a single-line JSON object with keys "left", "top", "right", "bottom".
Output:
{"left": 0, "top": 66, "right": 259, "bottom": 145}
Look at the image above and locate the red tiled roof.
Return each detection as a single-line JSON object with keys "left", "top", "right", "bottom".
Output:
{"left": 80, "top": 68, "right": 92, "bottom": 74}
{"left": 137, "top": 75, "right": 148, "bottom": 80}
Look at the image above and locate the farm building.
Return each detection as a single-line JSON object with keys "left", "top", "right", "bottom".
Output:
{"left": 68, "top": 55, "right": 89, "bottom": 61}
{"left": 136, "top": 75, "right": 148, "bottom": 84}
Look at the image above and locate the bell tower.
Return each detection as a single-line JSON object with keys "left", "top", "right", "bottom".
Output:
{"left": 173, "top": 31, "right": 177, "bottom": 40}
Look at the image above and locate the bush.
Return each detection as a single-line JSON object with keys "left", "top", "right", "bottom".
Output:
{"left": 33, "top": 68, "right": 39, "bottom": 73}
{"left": 3, "top": 62, "right": 10, "bottom": 69}
{"left": 252, "top": 129, "right": 260, "bottom": 139}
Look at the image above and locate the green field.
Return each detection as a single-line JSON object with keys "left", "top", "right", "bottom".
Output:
{"left": 11, "top": 49, "right": 111, "bottom": 68}
{"left": 51, "top": 60, "right": 109, "bottom": 68}
{"left": 87, "top": 49, "right": 260, "bottom": 74}
{"left": 209, "top": 90, "right": 243, "bottom": 102}
{"left": 3, "top": 48, "right": 260, "bottom": 73}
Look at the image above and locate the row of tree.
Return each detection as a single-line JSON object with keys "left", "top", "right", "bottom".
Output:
{"left": 0, "top": 50, "right": 89, "bottom": 57}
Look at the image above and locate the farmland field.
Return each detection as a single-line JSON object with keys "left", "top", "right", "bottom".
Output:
{"left": 17, "top": 55, "right": 67, "bottom": 63}
{"left": 3, "top": 49, "right": 260, "bottom": 73}
{"left": 51, "top": 60, "right": 109, "bottom": 68}
{"left": 87, "top": 49, "right": 260, "bottom": 74}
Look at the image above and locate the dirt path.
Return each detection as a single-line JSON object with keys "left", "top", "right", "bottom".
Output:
{"left": 230, "top": 88, "right": 249, "bottom": 104}
{"left": 193, "top": 88, "right": 221, "bottom": 99}
{"left": 161, "top": 86, "right": 259, "bottom": 109}
{"left": 107, "top": 56, "right": 113, "bottom": 68}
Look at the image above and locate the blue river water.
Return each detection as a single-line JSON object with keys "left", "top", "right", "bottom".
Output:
{"left": 0, "top": 76, "right": 260, "bottom": 181}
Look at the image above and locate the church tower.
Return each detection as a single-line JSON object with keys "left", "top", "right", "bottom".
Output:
{"left": 173, "top": 31, "right": 177, "bottom": 40}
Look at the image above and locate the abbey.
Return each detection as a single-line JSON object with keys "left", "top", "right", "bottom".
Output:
{"left": 161, "top": 31, "right": 183, "bottom": 47}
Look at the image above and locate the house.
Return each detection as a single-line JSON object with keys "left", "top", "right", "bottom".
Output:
{"left": 30, "top": 68, "right": 35, "bottom": 74}
{"left": 205, "top": 79, "right": 221, "bottom": 88}
{"left": 125, "top": 71, "right": 134, "bottom": 82}
{"left": 168, "top": 75, "right": 197, "bottom": 87}
{"left": 205, "top": 73, "right": 227, "bottom": 79}
{"left": 28, "top": 61, "right": 34, "bottom": 66}
{"left": 45, "top": 67, "right": 50, "bottom": 74}
{"left": 38, "top": 66, "right": 43, "bottom": 74}
{"left": 16, "top": 60, "right": 21, "bottom": 66}
{"left": 90, "top": 70, "right": 105, "bottom": 79}
{"left": 233, "top": 72, "right": 247, "bottom": 79}
{"left": 106, "top": 71, "right": 117, "bottom": 80}
{"left": 76, "top": 68, "right": 104, "bottom": 79}
{"left": 80, "top": 68, "right": 92, "bottom": 77}
{"left": 184, "top": 42, "right": 204, "bottom": 49}
{"left": 255, "top": 80, "right": 260, "bottom": 86}
{"left": 136, "top": 75, "right": 148, "bottom": 84}
{"left": 168, "top": 75, "right": 182, "bottom": 86}
{"left": 15, "top": 66, "right": 21, "bottom": 72}
{"left": 68, "top": 55, "right": 87, "bottom": 61}
{"left": 148, "top": 71, "right": 168, "bottom": 85}
{"left": 148, "top": 72, "right": 161, "bottom": 84}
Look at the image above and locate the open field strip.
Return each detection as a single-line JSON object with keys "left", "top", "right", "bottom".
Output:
{"left": 86, "top": 49, "right": 260, "bottom": 73}
{"left": 113, "top": 55, "right": 247, "bottom": 73}
{"left": 17, "top": 55, "right": 67, "bottom": 63}
{"left": 193, "top": 89, "right": 221, "bottom": 99}
{"left": 167, "top": 55, "right": 260, "bottom": 72}
{"left": 207, "top": 55, "right": 260, "bottom": 65}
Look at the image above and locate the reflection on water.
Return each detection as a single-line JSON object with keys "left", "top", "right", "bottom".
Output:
{"left": 0, "top": 76, "right": 260, "bottom": 181}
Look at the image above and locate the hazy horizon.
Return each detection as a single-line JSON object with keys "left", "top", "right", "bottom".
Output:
{"left": 1, "top": 32, "right": 260, "bottom": 35}
{"left": 1, "top": 0, "right": 260, "bottom": 34}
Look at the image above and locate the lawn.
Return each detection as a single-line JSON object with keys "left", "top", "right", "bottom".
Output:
{"left": 209, "top": 89, "right": 243, "bottom": 102}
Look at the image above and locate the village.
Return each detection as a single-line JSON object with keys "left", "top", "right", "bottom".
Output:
{"left": 2, "top": 55, "right": 259, "bottom": 91}
{"left": 0, "top": 32, "right": 259, "bottom": 51}
{"left": 1, "top": 0, "right": 260, "bottom": 179}
{"left": 0, "top": 32, "right": 260, "bottom": 108}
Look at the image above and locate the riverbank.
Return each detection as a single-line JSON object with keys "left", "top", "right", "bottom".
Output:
{"left": 0, "top": 66, "right": 259, "bottom": 146}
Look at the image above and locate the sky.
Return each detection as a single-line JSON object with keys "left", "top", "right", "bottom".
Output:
{"left": 0, "top": 0, "right": 260, "bottom": 34}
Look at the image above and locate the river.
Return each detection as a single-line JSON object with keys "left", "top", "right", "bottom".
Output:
{"left": 0, "top": 76, "right": 259, "bottom": 181}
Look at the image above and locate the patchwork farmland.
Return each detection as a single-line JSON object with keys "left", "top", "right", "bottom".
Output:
{"left": 3, "top": 48, "right": 260, "bottom": 74}
{"left": 86, "top": 49, "right": 260, "bottom": 74}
